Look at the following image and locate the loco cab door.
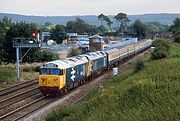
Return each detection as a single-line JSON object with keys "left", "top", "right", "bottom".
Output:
{"left": 59, "top": 69, "right": 66, "bottom": 90}
{"left": 87, "top": 59, "right": 92, "bottom": 77}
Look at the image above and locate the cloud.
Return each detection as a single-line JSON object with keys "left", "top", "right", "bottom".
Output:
{"left": 0, "top": 0, "right": 179, "bottom": 16}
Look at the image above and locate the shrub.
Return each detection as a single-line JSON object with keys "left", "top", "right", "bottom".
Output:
{"left": 31, "top": 49, "right": 59, "bottom": 62}
{"left": 0, "top": 67, "right": 16, "bottom": 83}
{"left": 174, "top": 30, "right": 180, "bottom": 43}
{"left": 0, "top": 59, "right": 2, "bottom": 65}
{"left": 67, "top": 47, "right": 80, "bottom": 57}
{"left": 21, "top": 63, "right": 41, "bottom": 72}
{"left": 151, "top": 39, "right": 170, "bottom": 60}
{"left": 134, "top": 58, "right": 145, "bottom": 73}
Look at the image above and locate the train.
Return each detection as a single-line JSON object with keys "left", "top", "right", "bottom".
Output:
{"left": 39, "top": 39, "right": 152, "bottom": 96}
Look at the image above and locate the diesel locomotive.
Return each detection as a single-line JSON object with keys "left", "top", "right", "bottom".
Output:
{"left": 39, "top": 39, "right": 152, "bottom": 96}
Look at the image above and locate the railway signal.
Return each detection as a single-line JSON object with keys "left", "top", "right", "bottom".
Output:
{"left": 12, "top": 28, "right": 41, "bottom": 80}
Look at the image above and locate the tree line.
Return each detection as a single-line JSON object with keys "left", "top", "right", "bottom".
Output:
{"left": 48, "top": 12, "right": 170, "bottom": 44}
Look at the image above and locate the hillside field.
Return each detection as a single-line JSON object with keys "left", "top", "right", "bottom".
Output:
{"left": 46, "top": 40, "right": 180, "bottom": 121}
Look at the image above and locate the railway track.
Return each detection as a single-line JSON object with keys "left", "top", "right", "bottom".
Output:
{"left": 0, "top": 79, "right": 38, "bottom": 97}
{"left": 0, "top": 78, "right": 62, "bottom": 121}
{"left": 0, "top": 95, "right": 59, "bottom": 121}
{"left": 0, "top": 79, "right": 41, "bottom": 121}
{"left": 0, "top": 87, "right": 40, "bottom": 109}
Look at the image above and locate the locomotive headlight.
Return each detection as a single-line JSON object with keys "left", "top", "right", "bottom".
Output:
{"left": 54, "top": 79, "right": 58, "bottom": 81}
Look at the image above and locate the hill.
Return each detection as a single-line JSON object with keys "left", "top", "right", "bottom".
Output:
{"left": 0, "top": 13, "right": 180, "bottom": 26}
{"left": 46, "top": 40, "right": 180, "bottom": 121}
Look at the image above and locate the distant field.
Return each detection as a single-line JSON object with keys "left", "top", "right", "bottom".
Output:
{"left": 46, "top": 40, "right": 180, "bottom": 121}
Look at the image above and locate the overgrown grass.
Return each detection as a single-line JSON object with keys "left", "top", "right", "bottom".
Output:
{"left": 0, "top": 63, "right": 39, "bottom": 84}
{"left": 0, "top": 67, "right": 16, "bottom": 84}
{"left": 20, "top": 71, "right": 38, "bottom": 81}
{"left": 170, "top": 42, "right": 180, "bottom": 58}
{"left": 46, "top": 41, "right": 180, "bottom": 121}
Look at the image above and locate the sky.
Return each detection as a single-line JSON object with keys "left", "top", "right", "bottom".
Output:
{"left": 0, "top": 0, "right": 180, "bottom": 16}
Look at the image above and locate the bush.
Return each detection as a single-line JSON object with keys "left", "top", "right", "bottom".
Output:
{"left": 174, "top": 30, "right": 180, "bottom": 42}
{"left": 21, "top": 63, "right": 41, "bottom": 72}
{"left": 134, "top": 58, "right": 145, "bottom": 73}
{"left": 151, "top": 39, "right": 170, "bottom": 60}
{"left": 67, "top": 47, "right": 80, "bottom": 57}
{"left": 31, "top": 49, "right": 59, "bottom": 62}
{"left": 0, "top": 59, "right": 2, "bottom": 65}
{"left": 152, "top": 39, "right": 170, "bottom": 51}
{"left": 0, "top": 67, "right": 16, "bottom": 83}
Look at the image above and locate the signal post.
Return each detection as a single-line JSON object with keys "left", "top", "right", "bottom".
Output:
{"left": 13, "top": 29, "right": 41, "bottom": 80}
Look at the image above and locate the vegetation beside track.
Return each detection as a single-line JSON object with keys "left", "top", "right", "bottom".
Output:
{"left": 0, "top": 64, "right": 39, "bottom": 84}
{"left": 46, "top": 40, "right": 180, "bottom": 121}
{"left": 0, "top": 67, "right": 16, "bottom": 84}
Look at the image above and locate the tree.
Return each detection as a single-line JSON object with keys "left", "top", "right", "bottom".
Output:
{"left": 30, "top": 49, "right": 59, "bottom": 62}
{"left": 67, "top": 47, "right": 80, "bottom": 57}
{"left": 151, "top": 39, "right": 170, "bottom": 60}
{"left": 98, "top": 14, "right": 105, "bottom": 27}
{"left": 74, "top": 17, "right": 87, "bottom": 34}
{"left": 2, "top": 22, "right": 37, "bottom": 63}
{"left": 0, "top": 33, "right": 5, "bottom": 63}
{"left": 97, "top": 25, "right": 107, "bottom": 34}
{"left": 0, "top": 16, "right": 12, "bottom": 63}
{"left": 114, "top": 13, "right": 129, "bottom": 37}
{"left": 51, "top": 24, "right": 67, "bottom": 44}
{"left": 0, "top": 16, "right": 12, "bottom": 33}
{"left": 103, "top": 16, "right": 113, "bottom": 32}
{"left": 66, "top": 17, "right": 87, "bottom": 34}
{"left": 44, "top": 22, "right": 52, "bottom": 26}
{"left": 66, "top": 21, "right": 76, "bottom": 33}
{"left": 132, "top": 20, "right": 147, "bottom": 39}
{"left": 171, "top": 18, "right": 180, "bottom": 42}
{"left": 40, "top": 22, "right": 54, "bottom": 32}
{"left": 86, "top": 24, "right": 98, "bottom": 35}
{"left": 174, "top": 30, "right": 180, "bottom": 42}
{"left": 66, "top": 17, "right": 108, "bottom": 35}
{"left": 98, "top": 14, "right": 113, "bottom": 32}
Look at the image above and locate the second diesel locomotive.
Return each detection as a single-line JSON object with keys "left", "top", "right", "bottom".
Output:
{"left": 39, "top": 39, "right": 152, "bottom": 96}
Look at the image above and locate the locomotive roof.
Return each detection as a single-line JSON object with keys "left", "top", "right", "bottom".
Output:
{"left": 105, "top": 48, "right": 119, "bottom": 54}
{"left": 86, "top": 51, "right": 106, "bottom": 60}
{"left": 48, "top": 60, "right": 71, "bottom": 68}
{"left": 42, "top": 55, "right": 89, "bottom": 69}
{"left": 64, "top": 56, "right": 88, "bottom": 67}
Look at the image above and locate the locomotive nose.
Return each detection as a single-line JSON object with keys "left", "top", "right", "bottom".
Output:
{"left": 39, "top": 76, "right": 59, "bottom": 87}
{"left": 39, "top": 75, "right": 60, "bottom": 95}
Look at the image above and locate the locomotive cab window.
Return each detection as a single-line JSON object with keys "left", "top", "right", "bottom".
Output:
{"left": 40, "top": 68, "right": 63, "bottom": 75}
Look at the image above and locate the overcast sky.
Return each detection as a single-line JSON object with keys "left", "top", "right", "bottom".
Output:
{"left": 0, "top": 0, "right": 180, "bottom": 16}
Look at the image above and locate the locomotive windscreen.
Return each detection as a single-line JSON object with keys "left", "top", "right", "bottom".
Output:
{"left": 40, "top": 68, "right": 63, "bottom": 75}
